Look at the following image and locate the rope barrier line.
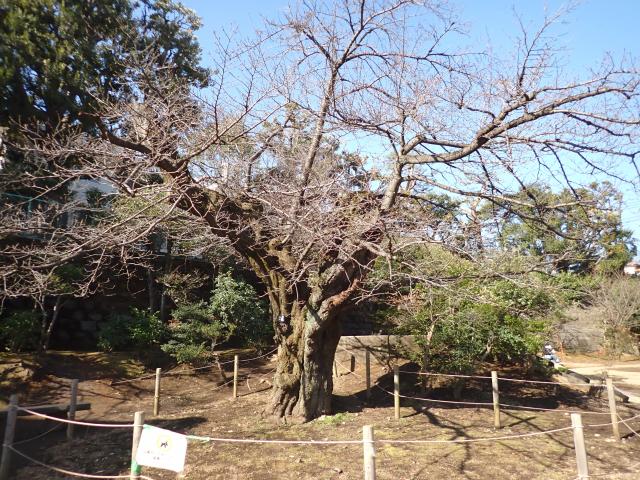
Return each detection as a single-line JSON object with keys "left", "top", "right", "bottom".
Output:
{"left": 17, "top": 407, "right": 134, "bottom": 428}
{"left": 584, "top": 413, "right": 640, "bottom": 428}
{"left": 7, "top": 445, "right": 156, "bottom": 479}
{"left": 498, "top": 377, "right": 594, "bottom": 387}
{"left": 374, "top": 383, "right": 613, "bottom": 414}
{"left": 183, "top": 434, "right": 362, "bottom": 445}
{"left": 496, "top": 403, "right": 610, "bottom": 415}
{"left": 617, "top": 413, "right": 640, "bottom": 439}
{"left": 12, "top": 422, "right": 64, "bottom": 445}
{"left": 398, "top": 370, "right": 594, "bottom": 387}
{"left": 238, "top": 347, "right": 279, "bottom": 363}
{"left": 161, "top": 376, "right": 236, "bottom": 405}
{"left": 377, "top": 384, "right": 494, "bottom": 406}
{"left": 164, "top": 346, "right": 279, "bottom": 377}
{"left": 376, "top": 426, "right": 575, "bottom": 444}
{"left": 180, "top": 411, "right": 640, "bottom": 447}
{"left": 111, "top": 346, "right": 278, "bottom": 385}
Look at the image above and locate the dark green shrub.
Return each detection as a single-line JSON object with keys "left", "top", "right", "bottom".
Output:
{"left": 209, "top": 273, "right": 271, "bottom": 348}
{"left": 0, "top": 310, "right": 40, "bottom": 352}
{"left": 161, "top": 301, "right": 235, "bottom": 364}
{"left": 97, "top": 308, "right": 167, "bottom": 352}
{"left": 161, "top": 273, "right": 271, "bottom": 364}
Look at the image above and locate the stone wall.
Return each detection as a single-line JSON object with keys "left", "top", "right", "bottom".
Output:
{"left": 51, "top": 293, "right": 148, "bottom": 349}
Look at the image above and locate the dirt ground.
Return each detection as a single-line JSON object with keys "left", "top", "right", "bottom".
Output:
{"left": 2, "top": 350, "right": 640, "bottom": 480}
{"left": 563, "top": 353, "right": 640, "bottom": 401}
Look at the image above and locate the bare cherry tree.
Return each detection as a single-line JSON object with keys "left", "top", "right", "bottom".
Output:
{"left": 6, "top": 0, "right": 639, "bottom": 420}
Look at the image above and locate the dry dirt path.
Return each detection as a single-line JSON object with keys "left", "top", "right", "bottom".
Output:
{"left": 563, "top": 355, "right": 640, "bottom": 402}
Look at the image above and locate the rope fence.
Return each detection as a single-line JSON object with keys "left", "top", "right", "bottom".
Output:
{"left": 7, "top": 445, "right": 157, "bottom": 480}
{"left": 6, "top": 402, "right": 640, "bottom": 480}
{"left": 398, "top": 369, "right": 595, "bottom": 387}
{"left": 110, "top": 346, "right": 278, "bottom": 385}
{"left": 3, "top": 346, "right": 640, "bottom": 480}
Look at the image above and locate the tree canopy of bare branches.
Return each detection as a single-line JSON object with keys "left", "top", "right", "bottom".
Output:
{"left": 2, "top": 0, "right": 639, "bottom": 420}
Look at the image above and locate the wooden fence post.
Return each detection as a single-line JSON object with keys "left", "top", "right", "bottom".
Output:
{"left": 67, "top": 379, "right": 79, "bottom": 439}
{"left": 365, "top": 350, "right": 371, "bottom": 401}
{"left": 606, "top": 377, "right": 620, "bottom": 441}
{"left": 363, "top": 425, "right": 376, "bottom": 480}
{"left": 491, "top": 371, "right": 501, "bottom": 429}
{"left": 130, "top": 411, "right": 144, "bottom": 480}
{"left": 0, "top": 394, "right": 18, "bottom": 480}
{"left": 153, "top": 368, "right": 161, "bottom": 416}
{"left": 233, "top": 355, "right": 239, "bottom": 399}
{"left": 421, "top": 353, "right": 429, "bottom": 393}
{"left": 394, "top": 364, "right": 400, "bottom": 420}
{"left": 571, "top": 413, "right": 589, "bottom": 480}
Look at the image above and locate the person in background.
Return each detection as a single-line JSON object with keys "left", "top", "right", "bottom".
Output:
{"left": 543, "top": 343, "right": 562, "bottom": 365}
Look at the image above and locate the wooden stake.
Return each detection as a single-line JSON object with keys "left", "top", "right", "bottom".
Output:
{"left": 0, "top": 394, "right": 18, "bottom": 480}
{"left": 153, "top": 368, "right": 161, "bottom": 416}
{"left": 130, "top": 411, "right": 144, "bottom": 480}
{"left": 491, "top": 371, "right": 501, "bottom": 429}
{"left": 67, "top": 379, "right": 79, "bottom": 439}
{"left": 363, "top": 425, "right": 376, "bottom": 480}
{"left": 571, "top": 413, "right": 589, "bottom": 480}
{"left": 365, "top": 350, "right": 371, "bottom": 401}
{"left": 233, "top": 354, "right": 239, "bottom": 399}
{"left": 394, "top": 364, "right": 400, "bottom": 420}
{"left": 606, "top": 377, "right": 620, "bottom": 441}
{"left": 421, "top": 353, "right": 429, "bottom": 393}
{"left": 350, "top": 354, "right": 356, "bottom": 373}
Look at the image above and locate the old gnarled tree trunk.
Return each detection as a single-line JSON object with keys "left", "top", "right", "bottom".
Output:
{"left": 268, "top": 302, "right": 342, "bottom": 419}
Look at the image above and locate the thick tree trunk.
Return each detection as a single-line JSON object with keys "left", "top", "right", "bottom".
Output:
{"left": 267, "top": 302, "right": 341, "bottom": 421}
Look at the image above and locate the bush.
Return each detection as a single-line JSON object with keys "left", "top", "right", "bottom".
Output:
{"left": 395, "top": 278, "right": 551, "bottom": 374}
{"left": 209, "top": 273, "right": 271, "bottom": 348}
{"left": 161, "top": 273, "right": 271, "bottom": 364}
{"left": 97, "top": 308, "right": 167, "bottom": 352}
{"left": 161, "top": 301, "right": 235, "bottom": 364}
{"left": 0, "top": 310, "right": 40, "bottom": 352}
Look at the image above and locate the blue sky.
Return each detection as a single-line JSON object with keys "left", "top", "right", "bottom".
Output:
{"left": 181, "top": 0, "right": 640, "bottom": 252}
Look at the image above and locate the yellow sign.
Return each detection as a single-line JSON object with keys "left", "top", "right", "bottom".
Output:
{"left": 136, "top": 425, "right": 188, "bottom": 473}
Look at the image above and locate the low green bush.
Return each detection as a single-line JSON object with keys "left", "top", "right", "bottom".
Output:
{"left": 0, "top": 309, "right": 40, "bottom": 352}
{"left": 161, "top": 272, "right": 271, "bottom": 364}
{"left": 97, "top": 308, "right": 167, "bottom": 352}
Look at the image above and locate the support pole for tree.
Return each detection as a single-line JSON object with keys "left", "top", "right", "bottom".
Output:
{"left": 365, "top": 350, "right": 371, "bottom": 401}
{"left": 394, "top": 364, "right": 400, "bottom": 420}
{"left": 363, "top": 425, "right": 376, "bottom": 480}
{"left": 491, "top": 371, "right": 501, "bottom": 429}
{"left": 571, "top": 413, "right": 589, "bottom": 480}
{"left": 67, "top": 379, "right": 79, "bottom": 439}
{"left": 130, "top": 411, "right": 144, "bottom": 480}
{"left": 0, "top": 394, "right": 18, "bottom": 480}
{"left": 606, "top": 377, "right": 620, "bottom": 441}
{"left": 153, "top": 368, "right": 161, "bottom": 416}
{"left": 233, "top": 355, "right": 239, "bottom": 399}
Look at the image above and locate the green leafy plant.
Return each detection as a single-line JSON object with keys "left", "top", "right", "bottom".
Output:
{"left": 209, "top": 273, "right": 271, "bottom": 348}
{"left": 0, "top": 310, "right": 40, "bottom": 352}
{"left": 394, "top": 275, "right": 552, "bottom": 374}
{"left": 161, "top": 273, "right": 271, "bottom": 364}
{"left": 97, "top": 308, "right": 167, "bottom": 352}
{"left": 161, "top": 301, "right": 235, "bottom": 364}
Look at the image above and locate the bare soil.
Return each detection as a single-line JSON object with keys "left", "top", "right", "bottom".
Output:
{"left": 2, "top": 351, "right": 640, "bottom": 480}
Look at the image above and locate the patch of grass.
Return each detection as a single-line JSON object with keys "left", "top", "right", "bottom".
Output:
{"left": 315, "top": 412, "right": 350, "bottom": 426}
